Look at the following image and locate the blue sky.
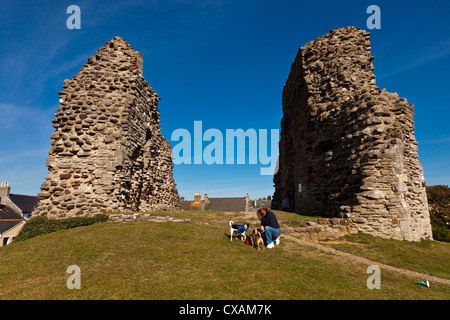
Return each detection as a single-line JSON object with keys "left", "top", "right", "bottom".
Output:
{"left": 0, "top": 0, "right": 449, "bottom": 200}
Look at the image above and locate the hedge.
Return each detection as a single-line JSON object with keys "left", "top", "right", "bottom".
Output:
{"left": 432, "top": 225, "right": 450, "bottom": 242}
{"left": 15, "top": 214, "right": 109, "bottom": 242}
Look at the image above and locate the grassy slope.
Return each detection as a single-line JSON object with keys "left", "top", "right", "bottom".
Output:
{"left": 0, "top": 210, "right": 449, "bottom": 300}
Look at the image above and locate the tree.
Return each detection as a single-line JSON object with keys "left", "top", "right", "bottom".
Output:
{"left": 426, "top": 185, "right": 450, "bottom": 242}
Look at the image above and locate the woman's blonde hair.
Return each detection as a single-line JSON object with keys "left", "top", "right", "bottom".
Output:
{"left": 256, "top": 207, "right": 269, "bottom": 220}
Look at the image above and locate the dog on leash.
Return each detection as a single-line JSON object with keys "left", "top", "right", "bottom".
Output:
{"left": 250, "top": 229, "right": 265, "bottom": 250}
{"left": 229, "top": 221, "right": 249, "bottom": 241}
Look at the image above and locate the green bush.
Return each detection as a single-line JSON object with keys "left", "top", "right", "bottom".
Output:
{"left": 432, "top": 225, "right": 450, "bottom": 242}
{"left": 15, "top": 214, "right": 109, "bottom": 242}
{"left": 426, "top": 185, "right": 450, "bottom": 242}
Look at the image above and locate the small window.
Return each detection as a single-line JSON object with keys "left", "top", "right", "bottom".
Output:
{"left": 298, "top": 183, "right": 302, "bottom": 192}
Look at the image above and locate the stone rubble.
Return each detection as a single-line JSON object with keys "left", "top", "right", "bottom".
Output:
{"left": 283, "top": 218, "right": 359, "bottom": 241}
{"left": 108, "top": 213, "right": 190, "bottom": 224}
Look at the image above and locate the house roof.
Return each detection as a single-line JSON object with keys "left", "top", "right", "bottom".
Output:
{"left": 0, "top": 220, "right": 25, "bottom": 235}
{"left": 0, "top": 205, "right": 24, "bottom": 220}
{"left": 9, "top": 194, "right": 39, "bottom": 213}
{"left": 204, "top": 197, "right": 246, "bottom": 212}
{"left": 181, "top": 197, "right": 249, "bottom": 212}
{"left": 0, "top": 205, "right": 25, "bottom": 234}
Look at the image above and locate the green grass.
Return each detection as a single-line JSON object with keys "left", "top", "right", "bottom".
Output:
{"left": 0, "top": 210, "right": 449, "bottom": 300}
{"left": 321, "top": 233, "right": 450, "bottom": 280}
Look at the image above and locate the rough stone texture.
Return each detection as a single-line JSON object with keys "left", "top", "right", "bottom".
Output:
{"left": 272, "top": 27, "right": 432, "bottom": 241}
{"left": 34, "top": 37, "right": 181, "bottom": 218}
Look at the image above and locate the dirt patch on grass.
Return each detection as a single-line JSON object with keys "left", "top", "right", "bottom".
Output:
{"left": 285, "top": 234, "right": 450, "bottom": 286}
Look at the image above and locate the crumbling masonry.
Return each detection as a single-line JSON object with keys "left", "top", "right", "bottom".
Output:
{"left": 272, "top": 27, "right": 433, "bottom": 241}
{"left": 34, "top": 37, "right": 181, "bottom": 218}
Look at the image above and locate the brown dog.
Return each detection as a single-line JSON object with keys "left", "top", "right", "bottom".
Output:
{"left": 250, "top": 229, "right": 265, "bottom": 251}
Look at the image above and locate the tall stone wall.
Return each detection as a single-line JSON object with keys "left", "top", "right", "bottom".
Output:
{"left": 273, "top": 27, "right": 432, "bottom": 241}
{"left": 34, "top": 37, "right": 181, "bottom": 218}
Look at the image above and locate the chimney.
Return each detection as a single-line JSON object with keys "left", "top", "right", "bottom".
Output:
{"left": 0, "top": 182, "right": 11, "bottom": 201}
{"left": 194, "top": 192, "right": 201, "bottom": 203}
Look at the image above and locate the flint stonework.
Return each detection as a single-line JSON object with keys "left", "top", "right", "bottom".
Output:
{"left": 34, "top": 37, "right": 181, "bottom": 218}
{"left": 272, "top": 27, "right": 432, "bottom": 241}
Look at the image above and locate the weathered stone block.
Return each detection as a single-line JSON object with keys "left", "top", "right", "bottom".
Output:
{"left": 272, "top": 27, "right": 432, "bottom": 241}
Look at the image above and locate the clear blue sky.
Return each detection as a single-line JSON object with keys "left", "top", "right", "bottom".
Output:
{"left": 0, "top": 0, "right": 449, "bottom": 200}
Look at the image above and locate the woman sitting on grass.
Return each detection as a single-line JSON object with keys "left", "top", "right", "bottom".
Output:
{"left": 256, "top": 207, "right": 281, "bottom": 249}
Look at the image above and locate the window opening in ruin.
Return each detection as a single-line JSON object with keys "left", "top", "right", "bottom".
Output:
{"left": 316, "top": 140, "right": 335, "bottom": 153}
{"left": 146, "top": 128, "right": 152, "bottom": 141}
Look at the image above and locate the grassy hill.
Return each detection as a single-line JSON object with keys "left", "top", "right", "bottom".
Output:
{"left": 0, "top": 210, "right": 449, "bottom": 300}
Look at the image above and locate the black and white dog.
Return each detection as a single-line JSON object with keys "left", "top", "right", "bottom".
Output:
{"left": 229, "top": 221, "right": 249, "bottom": 241}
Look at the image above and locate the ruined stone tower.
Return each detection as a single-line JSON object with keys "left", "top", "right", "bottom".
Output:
{"left": 34, "top": 37, "right": 181, "bottom": 218}
{"left": 272, "top": 27, "right": 432, "bottom": 241}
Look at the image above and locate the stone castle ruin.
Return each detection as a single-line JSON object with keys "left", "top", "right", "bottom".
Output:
{"left": 34, "top": 37, "right": 181, "bottom": 218}
{"left": 272, "top": 27, "right": 433, "bottom": 241}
